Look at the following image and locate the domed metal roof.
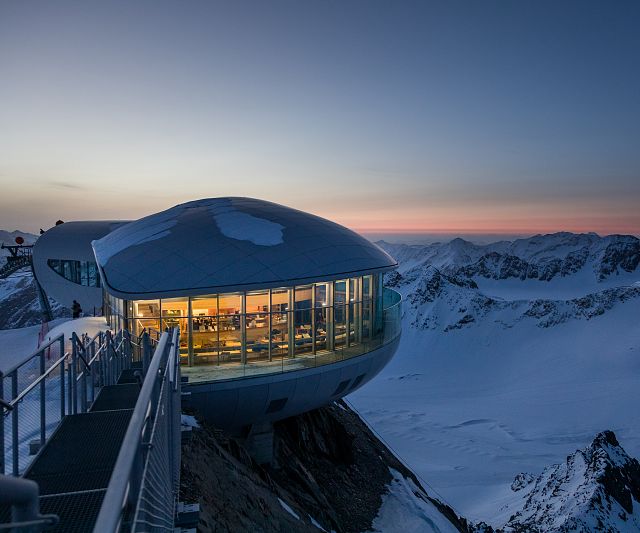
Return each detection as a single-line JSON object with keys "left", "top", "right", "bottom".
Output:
{"left": 92, "top": 197, "right": 397, "bottom": 299}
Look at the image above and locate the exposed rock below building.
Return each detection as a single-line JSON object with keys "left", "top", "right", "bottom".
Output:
{"left": 180, "top": 401, "right": 477, "bottom": 533}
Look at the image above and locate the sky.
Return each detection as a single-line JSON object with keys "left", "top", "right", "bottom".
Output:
{"left": 0, "top": 1, "right": 639, "bottom": 237}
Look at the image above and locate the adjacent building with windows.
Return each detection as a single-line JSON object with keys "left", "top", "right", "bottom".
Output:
{"left": 32, "top": 198, "right": 402, "bottom": 429}
{"left": 32, "top": 221, "right": 124, "bottom": 315}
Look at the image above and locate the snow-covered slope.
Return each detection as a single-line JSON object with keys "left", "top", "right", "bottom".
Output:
{"left": 0, "top": 269, "right": 68, "bottom": 329}
{"left": 351, "top": 232, "right": 640, "bottom": 528}
{"left": 498, "top": 431, "right": 640, "bottom": 532}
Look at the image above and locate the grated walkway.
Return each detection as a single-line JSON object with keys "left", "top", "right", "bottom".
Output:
{"left": 1, "top": 371, "right": 142, "bottom": 532}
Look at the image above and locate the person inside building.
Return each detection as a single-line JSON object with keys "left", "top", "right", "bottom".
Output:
{"left": 72, "top": 300, "right": 82, "bottom": 319}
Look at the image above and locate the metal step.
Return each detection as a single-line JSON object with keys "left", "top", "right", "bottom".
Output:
{"left": 2, "top": 367, "right": 147, "bottom": 531}
{"left": 90, "top": 383, "right": 140, "bottom": 412}
{"left": 24, "top": 409, "right": 133, "bottom": 495}
{"left": 39, "top": 489, "right": 107, "bottom": 533}
{"left": 117, "top": 368, "right": 142, "bottom": 384}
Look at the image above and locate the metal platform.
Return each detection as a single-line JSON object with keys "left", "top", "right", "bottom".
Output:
{"left": 1, "top": 329, "right": 182, "bottom": 533}
{"left": 91, "top": 383, "right": 140, "bottom": 412}
{"left": 39, "top": 489, "right": 107, "bottom": 533}
{"left": 11, "top": 380, "right": 140, "bottom": 531}
{"left": 117, "top": 367, "right": 142, "bottom": 384}
{"left": 24, "top": 409, "right": 133, "bottom": 495}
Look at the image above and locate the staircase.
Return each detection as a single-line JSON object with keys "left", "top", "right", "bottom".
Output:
{"left": 0, "top": 255, "right": 31, "bottom": 279}
{"left": 1, "top": 329, "right": 182, "bottom": 532}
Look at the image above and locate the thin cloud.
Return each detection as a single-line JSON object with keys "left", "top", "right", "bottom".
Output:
{"left": 47, "top": 180, "right": 87, "bottom": 191}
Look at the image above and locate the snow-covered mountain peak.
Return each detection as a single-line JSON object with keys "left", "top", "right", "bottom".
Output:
{"left": 379, "top": 231, "right": 639, "bottom": 285}
{"left": 385, "top": 232, "right": 640, "bottom": 333}
{"left": 499, "top": 430, "right": 640, "bottom": 532}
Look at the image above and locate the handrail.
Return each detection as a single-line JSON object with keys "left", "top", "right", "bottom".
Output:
{"left": 94, "top": 331, "right": 173, "bottom": 532}
{"left": 1, "top": 334, "right": 64, "bottom": 377}
{"left": 6, "top": 354, "right": 69, "bottom": 409}
{"left": 0, "top": 517, "right": 59, "bottom": 531}
{"left": 71, "top": 334, "right": 92, "bottom": 371}
{"left": 0, "top": 475, "right": 59, "bottom": 531}
{"left": 87, "top": 344, "right": 106, "bottom": 365}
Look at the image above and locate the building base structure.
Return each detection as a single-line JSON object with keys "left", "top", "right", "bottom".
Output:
{"left": 183, "top": 336, "right": 400, "bottom": 431}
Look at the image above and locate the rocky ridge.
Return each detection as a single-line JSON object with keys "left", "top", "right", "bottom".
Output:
{"left": 381, "top": 232, "right": 639, "bottom": 283}
{"left": 180, "top": 401, "right": 475, "bottom": 533}
{"left": 497, "top": 431, "right": 640, "bottom": 532}
{"left": 382, "top": 232, "right": 640, "bottom": 332}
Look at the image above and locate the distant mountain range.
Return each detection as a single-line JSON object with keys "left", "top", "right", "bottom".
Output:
{"left": 353, "top": 231, "right": 640, "bottom": 530}
{"left": 380, "top": 232, "right": 640, "bottom": 332}
{"left": 380, "top": 232, "right": 639, "bottom": 283}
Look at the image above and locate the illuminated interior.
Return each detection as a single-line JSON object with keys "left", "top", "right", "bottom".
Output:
{"left": 103, "top": 274, "right": 399, "bottom": 382}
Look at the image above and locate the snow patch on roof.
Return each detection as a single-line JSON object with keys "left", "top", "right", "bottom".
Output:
{"left": 213, "top": 209, "right": 284, "bottom": 246}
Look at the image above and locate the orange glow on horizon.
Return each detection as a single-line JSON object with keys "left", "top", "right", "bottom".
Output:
{"left": 346, "top": 219, "right": 640, "bottom": 237}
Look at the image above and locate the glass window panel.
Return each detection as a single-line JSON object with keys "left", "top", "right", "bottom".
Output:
{"left": 270, "top": 311, "right": 288, "bottom": 357}
{"left": 218, "top": 316, "right": 242, "bottom": 363}
{"left": 246, "top": 291, "right": 269, "bottom": 314}
{"left": 362, "top": 299, "right": 372, "bottom": 341}
{"left": 374, "top": 273, "right": 384, "bottom": 336}
{"left": 362, "top": 275, "right": 372, "bottom": 301}
{"left": 161, "top": 317, "right": 189, "bottom": 353}
{"left": 270, "top": 289, "right": 289, "bottom": 313}
{"left": 246, "top": 313, "right": 270, "bottom": 362}
{"left": 88, "top": 262, "right": 100, "bottom": 287}
{"left": 134, "top": 300, "right": 160, "bottom": 318}
{"left": 160, "top": 298, "right": 189, "bottom": 340}
{"left": 294, "top": 285, "right": 313, "bottom": 310}
{"left": 294, "top": 308, "right": 313, "bottom": 355}
{"left": 314, "top": 283, "right": 330, "bottom": 308}
{"left": 314, "top": 308, "right": 329, "bottom": 352}
{"left": 133, "top": 318, "right": 160, "bottom": 336}
{"left": 161, "top": 298, "right": 188, "bottom": 322}
{"left": 219, "top": 293, "right": 242, "bottom": 315}
{"left": 80, "top": 262, "right": 88, "bottom": 286}
{"left": 334, "top": 280, "right": 347, "bottom": 306}
{"left": 334, "top": 304, "right": 346, "bottom": 348}
{"left": 349, "top": 302, "right": 361, "bottom": 345}
{"left": 192, "top": 316, "right": 219, "bottom": 363}
{"left": 349, "top": 278, "right": 360, "bottom": 302}
{"left": 192, "top": 295, "right": 217, "bottom": 317}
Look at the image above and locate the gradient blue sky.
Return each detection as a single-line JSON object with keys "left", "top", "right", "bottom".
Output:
{"left": 1, "top": 1, "right": 638, "bottom": 236}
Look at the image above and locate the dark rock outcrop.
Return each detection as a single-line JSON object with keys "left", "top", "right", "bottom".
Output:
{"left": 180, "top": 401, "right": 477, "bottom": 533}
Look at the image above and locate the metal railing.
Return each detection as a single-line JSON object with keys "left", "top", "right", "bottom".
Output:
{"left": 1, "top": 335, "right": 65, "bottom": 476}
{"left": 0, "top": 475, "right": 58, "bottom": 532}
{"left": 94, "top": 328, "right": 182, "bottom": 532}
{"left": 70, "top": 329, "right": 134, "bottom": 414}
{"left": 1, "top": 328, "right": 140, "bottom": 476}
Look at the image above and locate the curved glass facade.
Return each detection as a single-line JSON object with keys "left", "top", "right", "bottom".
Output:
{"left": 47, "top": 259, "right": 101, "bottom": 287}
{"left": 105, "top": 274, "right": 401, "bottom": 383}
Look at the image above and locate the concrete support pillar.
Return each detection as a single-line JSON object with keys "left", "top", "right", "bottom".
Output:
{"left": 244, "top": 421, "right": 274, "bottom": 466}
